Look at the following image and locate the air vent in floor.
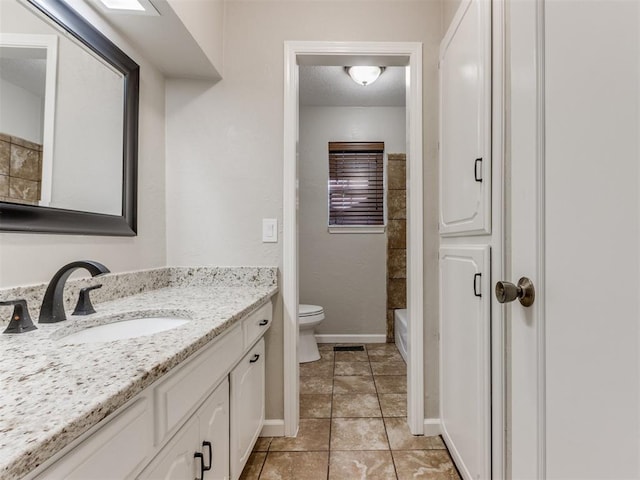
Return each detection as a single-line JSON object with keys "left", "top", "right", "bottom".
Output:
{"left": 333, "top": 345, "right": 365, "bottom": 352}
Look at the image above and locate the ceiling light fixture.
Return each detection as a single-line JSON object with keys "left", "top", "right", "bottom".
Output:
{"left": 97, "top": 0, "right": 159, "bottom": 15}
{"left": 345, "top": 66, "right": 385, "bottom": 86}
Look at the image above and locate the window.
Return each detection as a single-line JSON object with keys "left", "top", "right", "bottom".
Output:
{"left": 328, "top": 141, "right": 384, "bottom": 227}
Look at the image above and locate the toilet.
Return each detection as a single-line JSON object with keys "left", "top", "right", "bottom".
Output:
{"left": 298, "top": 304, "right": 325, "bottom": 363}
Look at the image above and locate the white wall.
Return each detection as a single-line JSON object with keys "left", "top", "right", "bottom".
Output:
{"left": 442, "top": 0, "right": 463, "bottom": 33}
{"left": 299, "top": 106, "right": 405, "bottom": 336}
{"left": 0, "top": 0, "right": 167, "bottom": 288}
{"left": 166, "top": 0, "right": 442, "bottom": 420}
{"left": 0, "top": 76, "right": 43, "bottom": 143}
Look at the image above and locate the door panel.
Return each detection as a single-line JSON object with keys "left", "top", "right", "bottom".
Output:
{"left": 440, "top": 246, "right": 490, "bottom": 480}
{"left": 509, "top": 0, "right": 640, "bottom": 477}
{"left": 439, "top": 0, "right": 491, "bottom": 236}
{"left": 199, "top": 378, "right": 230, "bottom": 480}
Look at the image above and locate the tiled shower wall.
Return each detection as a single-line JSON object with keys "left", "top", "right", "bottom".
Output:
{"left": 386, "top": 153, "right": 407, "bottom": 342}
{"left": 0, "top": 133, "right": 43, "bottom": 205}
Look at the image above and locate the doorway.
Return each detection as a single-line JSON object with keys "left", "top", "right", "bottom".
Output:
{"left": 283, "top": 42, "right": 424, "bottom": 437}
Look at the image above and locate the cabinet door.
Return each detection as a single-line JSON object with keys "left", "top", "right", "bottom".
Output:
{"left": 229, "top": 339, "right": 265, "bottom": 480}
{"left": 138, "top": 417, "right": 200, "bottom": 480}
{"left": 439, "top": 0, "right": 491, "bottom": 236}
{"left": 439, "top": 246, "right": 490, "bottom": 480}
{"left": 199, "top": 378, "right": 230, "bottom": 480}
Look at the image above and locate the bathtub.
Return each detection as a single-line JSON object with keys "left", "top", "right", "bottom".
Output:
{"left": 394, "top": 308, "right": 408, "bottom": 364}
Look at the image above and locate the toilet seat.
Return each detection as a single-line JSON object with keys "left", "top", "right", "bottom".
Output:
{"left": 298, "top": 304, "right": 324, "bottom": 363}
{"left": 299, "top": 304, "right": 325, "bottom": 326}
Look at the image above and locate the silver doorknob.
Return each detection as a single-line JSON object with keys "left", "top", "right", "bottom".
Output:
{"left": 495, "top": 277, "right": 535, "bottom": 307}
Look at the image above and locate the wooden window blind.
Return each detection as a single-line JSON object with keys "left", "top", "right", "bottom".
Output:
{"left": 328, "top": 141, "right": 384, "bottom": 226}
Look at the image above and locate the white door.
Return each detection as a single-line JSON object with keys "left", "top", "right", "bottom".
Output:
{"left": 440, "top": 246, "right": 491, "bottom": 480}
{"left": 508, "top": 1, "right": 640, "bottom": 477}
{"left": 439, "top": 0, "right": 491, "bottom": 236}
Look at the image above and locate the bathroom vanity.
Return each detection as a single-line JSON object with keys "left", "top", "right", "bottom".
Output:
{"left": 0, "top": 267, "right": 277, "bottom": 480}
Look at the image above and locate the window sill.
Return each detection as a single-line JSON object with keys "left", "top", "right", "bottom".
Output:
{"left": 328, "top": 226, "right": 386, "bottom": 234}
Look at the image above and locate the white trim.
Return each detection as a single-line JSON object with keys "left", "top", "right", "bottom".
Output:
{"left": 328, "top": 226, "right": 385, "bottom": 234}
{"left": 283, "top": 41, "right": 424, "bottom": 438}
{"left": 315, "top": 334, "right": 386, "bottom": 344}
{"left": 0, "top": 33, "right": 57, "bottom": 208}
{"left": 424, "top": 418, "right": 442, "bottom": 436}
{"left": 260, "top": 419, "right": 285, "bottom": 437}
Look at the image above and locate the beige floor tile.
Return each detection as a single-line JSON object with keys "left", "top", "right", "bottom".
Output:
{"left": 300, "top": 360, "right": 334, "bottom": 377}
{"left": 330, "top": 418, "right": 389, "bottom": 450}
{"left": 239, "top": 452, "right": 266, "bottom": 480}
{"left": 384, "top": 417, "right": 446, "bottom": 450}
{"left": 366, "top": 343, "right": 400, "bottom": 352}
{"left": 378, "top": 393, "right": 407, "bottom": 417}
{"left": 368, "top": 350, "right": 404, "bottom": 362}
{"left": 260, "top": 451, "right": 329, "bottom": 480}
{"left": 334, "top": 361, "right": 372, "bottom": 376}
{"left": 253, "top": 437, "right": 273, "bottom": 452}
{"left": 371, "top": 361, "right": 407, "bottom": 376}
{"left": 318, "top": 343, "right": 336, "bottom": 351}
{"left": 319, "top": 349, "right": 335, "bottom": 361}
{"left": 332, "top": 393, "right": 381, "bottom": 417}
{"left": 392, "top": 450, "right": 461, "bottom": 480}
{"left": 300, "top": 394, "right": 332, "bottom": 418}
{"left": 333, "top": 375, "right": 376, "bottom": 394}
{"left": 374, "top": 375, "right": 407, "bottom": 393}
{"left": 329, "top": 450, "right": 397, "bottom": 480}
{"left": 269, "top": 419, "right": 330, "bottom": 451}
{"left": 300, "top": 375, "right": 333, "bottom": 394}
{"left": 335, "top": 350, "right": 369, "bottom": 362}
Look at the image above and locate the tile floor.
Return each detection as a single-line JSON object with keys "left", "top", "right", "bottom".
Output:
{"left": 240, "top": 343, "right": 461, "bottom": 480}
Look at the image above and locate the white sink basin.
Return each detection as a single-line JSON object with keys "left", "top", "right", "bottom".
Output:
{"left": 60, "top": 317, "right": 190, "bottom": 344}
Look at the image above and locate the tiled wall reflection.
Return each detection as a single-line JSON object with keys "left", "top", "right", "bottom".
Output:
{"left": 0, "top": 133, "right": 43, "bottom": 206}
{"left": 386, "top": 153, "right": 407, "bottom": 342}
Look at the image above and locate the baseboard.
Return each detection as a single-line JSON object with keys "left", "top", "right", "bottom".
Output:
{"left": 315, "top": 334, "right": 387, "bottom": 344}
{"left": 424, "top": 418, "right": 442, "bottom": 436}
{"left": 261, "top": 419, "right": 285, "bottom": 437}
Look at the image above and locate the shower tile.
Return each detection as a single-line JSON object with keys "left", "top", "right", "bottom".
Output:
{"left": 333, "top": 375, "right": 376, "bottom": 394}
{"left": 300, "top": 394, "right": 332, "bottom": 418}
{"left": 334, "top": 361, "right": 372, "bottom": 376}
{"left": 329, "top": 450, "right": 396, "bottom": 480}
{"left": 0, "top": 175, "right": 8, "bottom": 197}
{"left": 0, "top": 141, "right": 9, "bottom": 175}
{"left": 330, "top": 418, "right": 389, "bottom": 450}
{"left": 10, "top": 144, "right": 40, "bottom": 181}
{"left": 332, "top": 393, "right": 381, "bottom": 418}
{"left": 387, "top": 278, "right": 407, "bottom": 309}
{"left": 392, "top": 450, "right": 461, "bottom": 480}
{"left": 388, "top": 189, "right": 407, "bottom": 220}
{"left": 384, "top": 418, "right": 446, "bottom": 450}
{"left": 379, "top": 394, "right": 407, "bottom": 417}
{"left": 269, "top": 419, "right": 330, "bottom": 452}
{"left": 387, "top": 220, "right": 407, "bottom": 249}
{"left": 387, "top": 158, "right": 406, "bottom": 190}
{"left": 387, "top": 249, "right": 407, "bottom": 279}
{"left": 9, "top": 177, "right": 38, "bottom": 202}
{"left": 374, "top": 375, "right": 406, "bottom": 394}
{"left": 260, "top": 452, "right": 329, "bottom": 480}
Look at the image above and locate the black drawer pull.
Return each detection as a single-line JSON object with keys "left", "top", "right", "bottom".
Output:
{"left": 259, "top": 319, "right": 269, "bottom": 326}
{"left": 202, "top": 441, "right": 212, "bottom": 471}
{"left": 250, "top": 354, "right": 260, "bottom": 363}
{"left": 194, "top": 451, "right": 205, "bottom": 480}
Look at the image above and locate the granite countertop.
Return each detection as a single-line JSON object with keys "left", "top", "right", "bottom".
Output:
{"left": 0, "top": 277, "right": 278, "bottom": 480}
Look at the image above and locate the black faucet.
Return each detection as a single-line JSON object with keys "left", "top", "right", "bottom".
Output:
{"left": 39, "top": 261, "right": 110, "bottom": 324}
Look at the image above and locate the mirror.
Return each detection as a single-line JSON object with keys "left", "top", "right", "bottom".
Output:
{"left": 0, "top": 0, "right": 139, "bottom": 236}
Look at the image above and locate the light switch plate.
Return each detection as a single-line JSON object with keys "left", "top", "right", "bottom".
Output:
{"left": 262, "top": 218, "right": 278, "bottom": 243}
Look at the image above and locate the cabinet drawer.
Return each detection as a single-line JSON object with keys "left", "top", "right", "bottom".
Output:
{"left": 36, "top": 396, "right": 152, "bottom": 480}
{"left": 155, "top": 324, "right": 242, "bottom": 444}
{"left": 243, "top": 302, "right": 272, "bottom": 349}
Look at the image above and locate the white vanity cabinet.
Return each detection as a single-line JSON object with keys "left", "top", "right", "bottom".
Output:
{"left": 230, "top": 339, "right": 265, "bottom": 480}
{"left": 28, "top": 299, "right": 273, "bottom": 480}
{"left": 139, "top": 378, "right": 229, "bottom": 480}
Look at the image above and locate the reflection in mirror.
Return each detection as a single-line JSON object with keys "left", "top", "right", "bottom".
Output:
{"left": 1, "top": 0, "right": 125, "bottom": 216}
{"left": 0, "top": 0, "right": 138, "bottom": 236}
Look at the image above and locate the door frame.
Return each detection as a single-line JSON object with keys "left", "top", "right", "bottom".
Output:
{"left": 283, "top": 41, "right": 424, "bottom": 436}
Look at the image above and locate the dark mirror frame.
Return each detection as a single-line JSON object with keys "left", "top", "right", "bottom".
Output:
{"left": 0, "top": 0, "right": 139, "bottom": 236}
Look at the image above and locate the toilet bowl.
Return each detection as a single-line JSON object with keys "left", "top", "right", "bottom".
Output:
{"left": 299, "top": 304, "right": 324, "bottom": 363}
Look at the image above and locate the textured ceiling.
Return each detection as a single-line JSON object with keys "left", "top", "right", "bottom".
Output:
{"left": 0, "top": 57, "right": 46, "bottom": 97}
{"left": 299, "top": 65, "right": 406, "bottom": 107}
